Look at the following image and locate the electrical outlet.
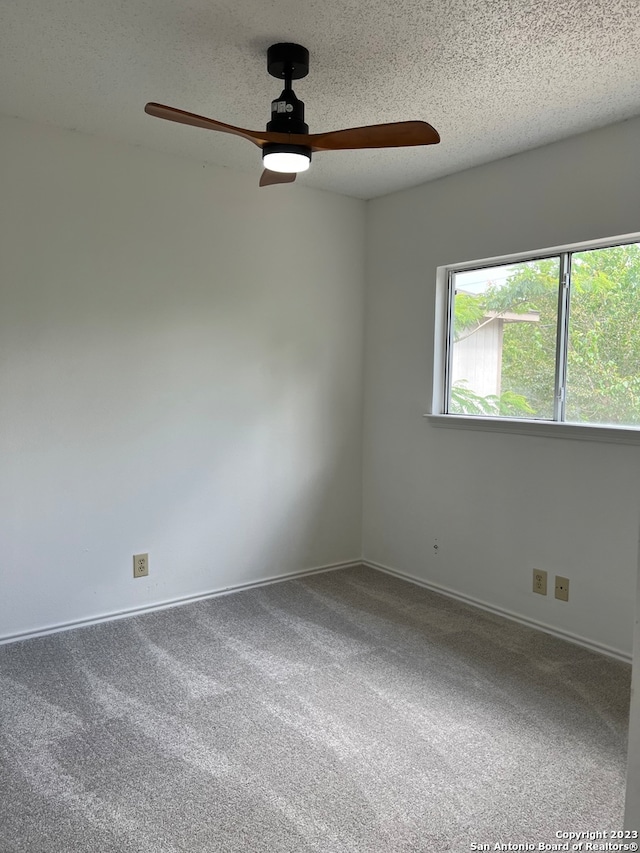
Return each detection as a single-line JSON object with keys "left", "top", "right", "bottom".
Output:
{"left": 555, "top": 575, "right": 569, "bottom": 602}
{"left": 133, "top": 553, "right": 149, "bottom": 578}
{"left": 533, "top": 569, "right": 547, "bottom": 595}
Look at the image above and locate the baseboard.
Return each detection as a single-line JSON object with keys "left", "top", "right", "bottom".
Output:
{"left": 5, "top": 558, "right": 631, "bottom": 664}
{"left": 363, "top": 559, "right": 632, "bottom": 664}
{"left": 0, "top": 559, "right": 360, "bottom": 647}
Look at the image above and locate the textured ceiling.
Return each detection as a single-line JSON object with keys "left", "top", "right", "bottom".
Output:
{"left": 2, "top": 0, "right": 640, "bottom": 199}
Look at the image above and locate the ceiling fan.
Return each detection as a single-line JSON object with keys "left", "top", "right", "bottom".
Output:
{"left": 145, "top": 43, "right": 440, "bottom": 187}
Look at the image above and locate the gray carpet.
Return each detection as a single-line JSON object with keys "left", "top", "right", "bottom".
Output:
{"left": 0, "top": 566, "right": 631, "bottom": 852}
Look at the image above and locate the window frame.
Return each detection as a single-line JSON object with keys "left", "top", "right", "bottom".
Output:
{"left": 429, "top": 233, "right": 640, "bottom": 445}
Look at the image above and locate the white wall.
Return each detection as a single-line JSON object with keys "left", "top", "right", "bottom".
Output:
{"left": 0, "top": 114, "right": 366, "bottom": 640}
{"left": 363, "top": 119, "right": 640, "bottom": 827}
{"left": 363, "top": 116, "right": 640, "bottom": 658}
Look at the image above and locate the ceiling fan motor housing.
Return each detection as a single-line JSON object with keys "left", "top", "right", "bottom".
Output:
{"left": 267, "top": 87, "right": 308, "bottom": 135}
{"left": 264, "top": 89, "right": 312, "bottom": 167}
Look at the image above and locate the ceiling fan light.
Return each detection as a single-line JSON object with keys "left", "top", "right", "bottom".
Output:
{"left": 262, "top": 144, "right": 311, "bottom": 173}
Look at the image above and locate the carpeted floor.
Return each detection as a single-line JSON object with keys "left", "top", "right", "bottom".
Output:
{"left": 0, "top": 566, "right": 631, "bottom": 852}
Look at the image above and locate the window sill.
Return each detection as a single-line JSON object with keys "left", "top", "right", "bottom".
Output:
{"left": 425, "top": 414, "right": 640, "bottom": 446}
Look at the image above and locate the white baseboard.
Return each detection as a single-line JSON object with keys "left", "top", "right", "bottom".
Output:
{"left": 0, "top": 559, "right": 360, "bottom": 647}
{"left": 363, "top": 559, "right": 632, "bottom": 664}
{"left": 4, "top": 558, "right": 631, "bottom": 664}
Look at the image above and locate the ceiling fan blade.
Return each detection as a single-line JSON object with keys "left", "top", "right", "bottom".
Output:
{"left": 308, "top": 121, "right": 440, "bottom": 152}
{"left": 259, "top": 170, "right": 297, "bottom": 187}
{"left": 144, "top": 103, "right": 271, "bottom": 148}
{"left": 145, "top": 103, "right": 439, "bottom": 162}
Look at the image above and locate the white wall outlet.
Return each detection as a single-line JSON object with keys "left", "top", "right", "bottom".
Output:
{"left": 533, "top": 569, "right": 547, "bottom": 595}
{"left": 133, "top": 553, "right": 149, "bottom": 578}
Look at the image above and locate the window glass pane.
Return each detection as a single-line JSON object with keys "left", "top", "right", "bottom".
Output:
{"left": 448, "top": 258, "right": 560, "bottom": 419}
{"left": 565, "top": 242, "right": 640, "bottom": 427}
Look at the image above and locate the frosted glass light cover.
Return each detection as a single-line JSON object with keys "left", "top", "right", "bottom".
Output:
{"left": 262, "top": 151, "right": 310, "bottom": 173}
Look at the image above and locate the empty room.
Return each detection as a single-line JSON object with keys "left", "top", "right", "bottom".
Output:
{"left": 1, "top": 0, "right": 640, "bottom": 850}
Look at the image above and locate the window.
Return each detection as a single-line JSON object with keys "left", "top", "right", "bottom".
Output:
{"left": 441, "top": 238, "right": 640, "bottom": 429}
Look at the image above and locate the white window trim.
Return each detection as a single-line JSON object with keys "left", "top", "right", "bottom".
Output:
{"left": 428, "top": 232, "right": 640, "bottom": 445}
{"left": 425, "top": 413, "right": 640, "bottom": 445}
